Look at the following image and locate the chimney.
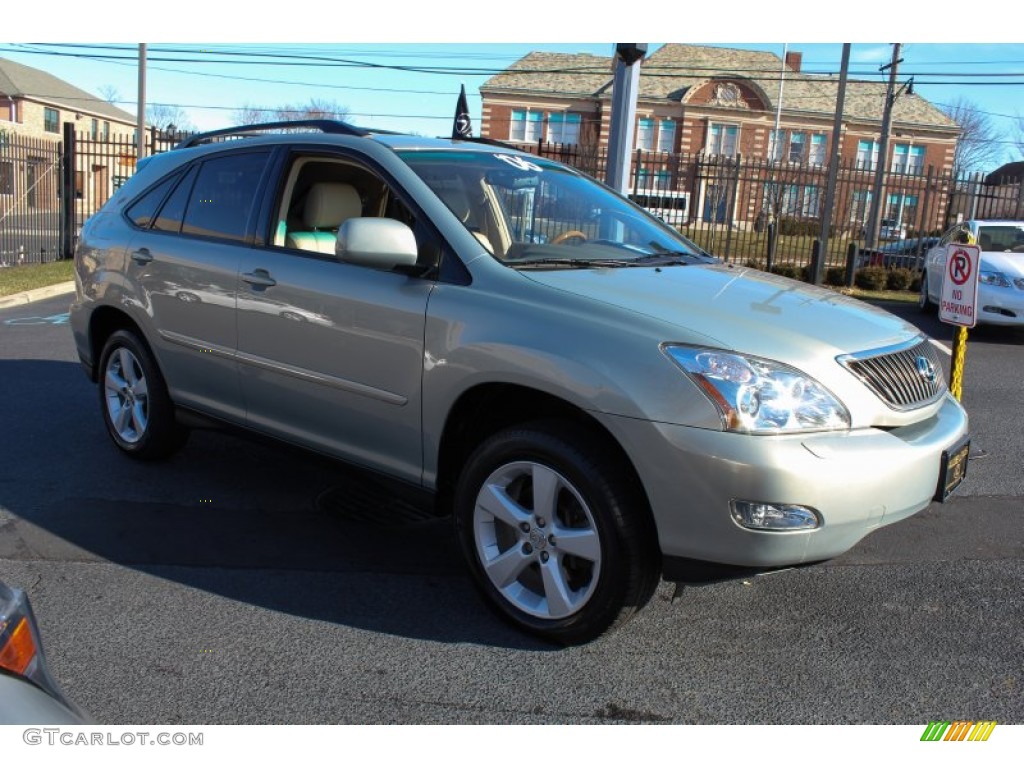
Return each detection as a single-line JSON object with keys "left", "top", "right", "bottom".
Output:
{"left": 785, "top": 51, "right": 802, "bottom": 73}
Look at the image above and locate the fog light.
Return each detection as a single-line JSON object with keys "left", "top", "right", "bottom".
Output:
{"left": 731, "top": 501, "right": 821, "bottom": 531}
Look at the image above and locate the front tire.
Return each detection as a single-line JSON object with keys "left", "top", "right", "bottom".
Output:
{"left": 98, "top": 329, "right": 188, "bottom": 460}
{"left": 454, "top": 422, "right": 659, "bottom": 645}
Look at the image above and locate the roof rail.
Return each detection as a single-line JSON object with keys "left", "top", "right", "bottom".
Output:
{"left": 174, "top": 119, "right": 370, "bottom": 149}
{"left": 448, "top": 135, "right": 523, "bottom": 152}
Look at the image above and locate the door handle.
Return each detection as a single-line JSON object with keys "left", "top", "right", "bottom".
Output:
{"left": 241, "top": 269, "right": 277, "bottom": 288}
{"left": 130, "top": 248, "right": 153, "bottom": 265}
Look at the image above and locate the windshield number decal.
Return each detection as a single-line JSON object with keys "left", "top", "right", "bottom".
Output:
{"left": 494, "top": 154, "right": 543, "bottom": 172}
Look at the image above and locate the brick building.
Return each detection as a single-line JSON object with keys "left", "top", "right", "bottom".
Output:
{"left": 1, "top": 56, "right": 137, "bottom": 216}
{"left": 481, "top": 45, "right": 961, "bottom": 235}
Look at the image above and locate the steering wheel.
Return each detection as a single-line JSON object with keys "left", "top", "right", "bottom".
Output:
{"left": 550, "top": 229, "right": 589, "bottom": 245}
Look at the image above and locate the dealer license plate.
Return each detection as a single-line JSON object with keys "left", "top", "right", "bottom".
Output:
{"left": 935, "top": 437, "right": 970, "bottom": 502}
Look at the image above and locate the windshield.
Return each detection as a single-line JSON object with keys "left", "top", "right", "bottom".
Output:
{"left": 977, "top": 224, "right": 1024, "bottom": 253}
{"left": 397, "top": 149, "right": 708, "bottom": 266}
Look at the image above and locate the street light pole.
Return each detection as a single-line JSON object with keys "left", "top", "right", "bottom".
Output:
{"left": 136, "top": 44, "right": 147, "bottom": 162}
{"left": 865, "top": 43, "right": 901, "bottom": 252}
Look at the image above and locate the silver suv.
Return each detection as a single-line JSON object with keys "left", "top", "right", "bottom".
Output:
{"left": 70, "top": 121, "right": 970, "bottom": 644}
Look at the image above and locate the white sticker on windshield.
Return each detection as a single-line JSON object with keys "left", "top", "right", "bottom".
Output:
{"left": 494, "top": 154, "right": 543, "bottom": 172}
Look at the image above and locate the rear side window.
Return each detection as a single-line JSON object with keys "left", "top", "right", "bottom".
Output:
{"left": 153, "top": 166, "right": 198, "bottom": 233}
{"left": 180, "top": 152, "right": 269, "bottom": 243}
{"left": 125, "top": 172, "right": 181, "bottom": 228}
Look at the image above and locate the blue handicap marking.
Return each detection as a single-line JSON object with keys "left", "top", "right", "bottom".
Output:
{"left": 3, "top": 312, "right": 71, "bottom": 326}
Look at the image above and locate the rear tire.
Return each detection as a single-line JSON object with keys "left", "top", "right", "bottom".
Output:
{"left": 98, "top": 329, "right": 188, "bottom": 460}
{"left": 454, "top": 421, "right": 660, "bottom": 645}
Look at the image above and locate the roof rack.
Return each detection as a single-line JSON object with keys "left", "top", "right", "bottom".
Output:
{"left": 175, "top": 119, "right": 371, "bottom": 149}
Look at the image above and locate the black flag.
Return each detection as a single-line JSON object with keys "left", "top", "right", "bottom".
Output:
{"left": 452, "top": 84, "right": 473, "bottom": 140}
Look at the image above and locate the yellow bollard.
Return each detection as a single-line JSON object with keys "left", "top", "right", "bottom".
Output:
{"left": 949, "top": 326, "right": 968, "bottom": 401}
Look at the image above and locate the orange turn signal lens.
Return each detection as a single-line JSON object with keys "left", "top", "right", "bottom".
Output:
{"left": 0, "top": 617, "right": 37, "bottom": 676}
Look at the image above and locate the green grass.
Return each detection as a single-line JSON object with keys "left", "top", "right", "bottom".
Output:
{"left": 0, "top": 260, "right": 75, "bottom": 298}
{"left": 834, "top": 287, "right": 919, "bottom": 304}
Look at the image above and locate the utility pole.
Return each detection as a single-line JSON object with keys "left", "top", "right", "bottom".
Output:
{"left": 605, "top": 44, "right": 647, "bottom": 195}
{"left": 815, "top": 44, "right": 851, "bottom": 285}
{"left": 864, "top": 43, "right": 901, "bottom": 252}
{"left": 136, "top": 44, "right": 147, "bottom": 162}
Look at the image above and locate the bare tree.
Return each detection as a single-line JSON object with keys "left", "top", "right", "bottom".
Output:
{"left": 146, "top": 103, "right": 195, "bottom": 135}
{"left": 97, "top": 84, "right": 122, "bottom": 105}
{"left": 232, "top": 99, "right": 350, "bottom": 126}
{"left": 941, "top": 97, "right": 1005, "bottom": 175}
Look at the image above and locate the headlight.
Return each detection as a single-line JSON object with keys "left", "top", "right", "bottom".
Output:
{"left": 664, "top": 346, "right": 850, "bottom": 434}
{"left": 979, "top": 270, "right": 1011, "bottom": 288}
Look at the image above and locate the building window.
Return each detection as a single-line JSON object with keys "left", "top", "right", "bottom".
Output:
{"left": 102, "top": 121, "right": 110, "bottom": 141}
{"left": 886, "top": 192, "right": 918, "bottom": 223}
{"left": 787, "top": 132, "right": 805, "bottom": 163}
{"left": 850, "top": 189, "right": 873, "bottom": 224}
{"left": 658, "top": 120, "right": 676, "bottom": 152}
{"left": 44, "top": 108, "right": 59, "bottom": 133}
{"left": 768, "top": 129, "right": 784, "bottom": 162}
{"left": 510, "top": 109, "right": 542, "bottom": 142}
{"left": 892, "top": 144, "right": 925, "bottom": 175}
{"left": 809, "top": 134, "right": 826, "bottom": 165}
{"left": 547, "top": 113, "right": 581, "bottom": 145}
{"left": 707, "top": 123, "right": 738, "bottom": 157}
{"left": 91, "top": 119, "right": 98, "bottom": 139}
{"left": 637, "top": 119, "right": 677, "bottom": 153}
{"left": 767, "top": 183, "right": 820, "bottom": 217}
{"left": 636, "top": 118, "right": 655, "bottom": 151}
{"left": 856, "top": 140, "right": 879, "bottom": 171}
{"left": 637, "top": 167, "right": 672, "bottom": 191}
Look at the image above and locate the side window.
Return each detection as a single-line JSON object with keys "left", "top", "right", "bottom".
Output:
{"left": 125, "top": 172, "right": 181, "bottom": 228}
{"left": 153, "top": 166, "right": 198, "bottom": 234}
{"left": 274, "top": 155, "right": 443, "bottom": 274}
{"left": 180, "top": 152, "right": 269, "bottom": 242}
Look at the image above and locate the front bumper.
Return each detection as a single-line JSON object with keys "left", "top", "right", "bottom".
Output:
{"left": 605, "top": 393, "right": 969, "bottom": 568}
{"left": 977, "top": 284, "right": 1024, "bottom": 325}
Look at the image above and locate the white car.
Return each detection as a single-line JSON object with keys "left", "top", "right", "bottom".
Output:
{"left": 920, "top": 220, "right": 1024, "bottom": 326}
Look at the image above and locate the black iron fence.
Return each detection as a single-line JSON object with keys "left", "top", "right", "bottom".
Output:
{"left": 4, "top": 124, "right": 1022, "bottom": 277}
{"left": 0, "top": 131, "right": 62, "bottom": 266}
{"left": 530, "top": 140, "right": 995, "bottom": 272}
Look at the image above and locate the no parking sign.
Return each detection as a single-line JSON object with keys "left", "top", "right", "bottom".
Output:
{"left": 940, "top": 244, "right": 981, "bottom": 328}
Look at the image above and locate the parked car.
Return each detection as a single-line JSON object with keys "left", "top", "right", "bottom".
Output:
{"left": 920, "top": 220, "right": 1024, "bottom": 326}
{"left": 70, "top": 120, "right": 970, "bottom": 644}
{"left": 859, "top": 218, "right": 907, "bottom": 243}
{"left": 879, "top": 218, "right": 908, "bottom": 242}
{"left": 0, "top": 579, "right": 87, "bottom": 723}
{"left": 858, "top": 237, "right": 940, "bottom": 270}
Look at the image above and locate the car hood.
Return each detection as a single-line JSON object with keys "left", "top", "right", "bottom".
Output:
{"left": 519, "top": 263, "right": 919, "bottom": 363}
{"left": 981, "top": 250, "right": 1024, "bottom": 276}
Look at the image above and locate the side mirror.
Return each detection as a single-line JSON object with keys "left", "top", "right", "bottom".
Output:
{"left": 336, "top": 219, "right": 419, "bottom": 270}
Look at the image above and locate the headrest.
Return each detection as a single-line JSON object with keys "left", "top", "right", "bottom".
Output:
{"left": 303, "top": 183, "right": 362, "bottom": 229}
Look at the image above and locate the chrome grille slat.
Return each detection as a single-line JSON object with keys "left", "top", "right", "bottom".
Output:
{"left": 838, "top": 338, "right": 946, "bottom": 411}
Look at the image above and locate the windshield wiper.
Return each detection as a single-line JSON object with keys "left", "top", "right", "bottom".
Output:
{"left": 511, "top": 257, "right": 638, "bottom": 269}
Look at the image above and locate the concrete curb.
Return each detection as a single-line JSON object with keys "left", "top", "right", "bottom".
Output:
{"left": 0, "top": 282, "right": 76, "bottom": 309}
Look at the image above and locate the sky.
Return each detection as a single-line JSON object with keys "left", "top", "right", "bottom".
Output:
{"left": 4, "top": 4, "right": 1024, "bottom": 169}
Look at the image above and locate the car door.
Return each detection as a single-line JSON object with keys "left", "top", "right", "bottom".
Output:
{"left": 127, "top": 150, "right": 272, "bottom": 421}
{"left": 235, "top": 150, "right": 438, "bottom": 483}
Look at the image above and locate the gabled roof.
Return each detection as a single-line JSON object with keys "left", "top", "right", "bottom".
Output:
{"left": 0, "top": 56, "right": 136, "bottom": 124}
{"left": 482, "top": 51, "right": 613, "bottom": 98}
{"left": 483, "top": 44, "right": 958, "bottom": 132}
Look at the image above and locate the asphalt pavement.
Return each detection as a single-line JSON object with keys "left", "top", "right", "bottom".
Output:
{"left": 0, "top": 291, "right": 1020, "bottom": 727}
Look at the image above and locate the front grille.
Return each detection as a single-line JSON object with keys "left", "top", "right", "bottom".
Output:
{"left": 838, "top": 337, "right": 946, "bottom": 411}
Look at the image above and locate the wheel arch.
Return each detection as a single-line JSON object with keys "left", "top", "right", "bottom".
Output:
{"left": 86, "top": 307, "right": 148, "bottom": 382}
{"left": 434, "top": 382, "right": 660, "bottom": 550}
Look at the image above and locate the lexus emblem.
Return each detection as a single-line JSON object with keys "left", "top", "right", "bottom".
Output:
{"left": 916, "top": 355, "right": 937, "bottom": 384}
